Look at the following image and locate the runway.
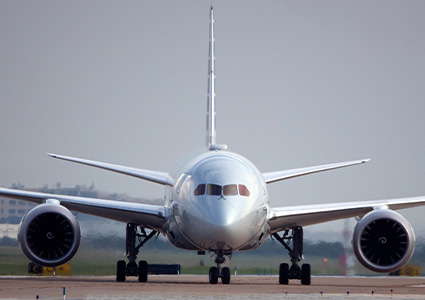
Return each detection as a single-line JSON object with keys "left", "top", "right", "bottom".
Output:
{"left": 1, "top": 275, "right": 425, "bottom": 299}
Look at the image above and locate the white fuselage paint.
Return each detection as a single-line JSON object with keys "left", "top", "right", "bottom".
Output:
{"left": 164, "top": 149, "right": 269, "bottom": 252}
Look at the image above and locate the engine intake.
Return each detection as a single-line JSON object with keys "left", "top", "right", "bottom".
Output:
{"left": 18, "top": 200, "right": 81, "bottom": 267}
{"left": 352, "top": 209, "right": 415, "bottom": 273}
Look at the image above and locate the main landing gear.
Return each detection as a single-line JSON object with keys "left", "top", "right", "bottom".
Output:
{"left": 273, "top": 226, "right": 311, "bottom": 285}
{"left": 208, "top": 250, "right": 231, "bottom": 284}
{"left": 116, "top": 223, "right": 157, "bottom": 282}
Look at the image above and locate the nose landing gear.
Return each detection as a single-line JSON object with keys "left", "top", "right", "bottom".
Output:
{"left": 209, "top": 250, "right": 231, "bottom": 284}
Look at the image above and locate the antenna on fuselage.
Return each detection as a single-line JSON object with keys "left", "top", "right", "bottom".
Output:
{"left": 206, "top": 6, "right": 227, "bottom": 152}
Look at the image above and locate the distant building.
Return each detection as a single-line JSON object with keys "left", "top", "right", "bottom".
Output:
{"left": 0, "top": 199, "right": 35, "bottom": 220}
{"left": 0, "top": 183, "right": 98, "bottom": 223}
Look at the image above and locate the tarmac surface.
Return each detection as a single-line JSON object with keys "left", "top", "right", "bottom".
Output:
{"left": 1, "top": 275, "right": 425, "bottom": 299}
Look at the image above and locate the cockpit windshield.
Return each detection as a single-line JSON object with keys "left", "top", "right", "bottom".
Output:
{"left": 194, "top": 183, "right": 250, "bottom": 197}
{"left": 223, "top": 184, "right": 238, "bottom": 196}
{"left": 207, "top": 184, "right": 221, "bottom": 195}
{"left": 238, "top": 184, "right": 250, "bottom": 197}
{"left": 194, "top": 184, "right": 206, "bottom": 196}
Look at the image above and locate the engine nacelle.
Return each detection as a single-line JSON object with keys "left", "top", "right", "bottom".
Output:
{"left": 352, "top": 209, "right": 415, "bottom": 273}
{"left": 18, "top": 200, "right": 81, "bottom": 267}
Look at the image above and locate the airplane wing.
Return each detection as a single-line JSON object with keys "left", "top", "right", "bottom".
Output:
{"left": 48, "top": 153, "right": 174, "bottom": 186}
{"left": 269, "top": 196, "right": 425, "bottom": 233}
{"left": 262, "top": 158, "right": 370, "bottom": 184}
{"left": 0, "top": 187, "right": 166, "bottom": 231}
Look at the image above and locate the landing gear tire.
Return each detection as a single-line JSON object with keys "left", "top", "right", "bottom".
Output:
{"left": 279, "top": 263, "right": 289, "bottom": 285}
{"left": 221, "top": 267, "right": 230, "bottom": 284}
{"left": 274, "top": 227, "right": 310, "bottom": 285}
{"left": 209, "top": 266, "right": 219, "bottom": 284}
{"left": 116, "top": 260, "right": 126, "bottom": 282}
{"left": 138, "top": 260, "right": 148, "bottom": 282}
{"left": 301, "top": 263, "right": 311, "bottom": 285}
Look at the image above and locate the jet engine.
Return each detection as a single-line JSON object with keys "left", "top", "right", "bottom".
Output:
{"left": 352, "top": 209, "right": 415, "bottom": 273}
{"left": 18, "top": 200, "right": 81, "bottom": 267}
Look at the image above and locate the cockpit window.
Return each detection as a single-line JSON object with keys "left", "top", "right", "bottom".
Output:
{"left": 223, "top": 184, "right": 238, "bottom": 196}
{"left": 194, "top": 183, "right": 250, "bottom": 197}
{"left": 207, "top": 184, "right": 222, "bottom": 196}
{"left": 194, "top": 184, "right": 206, "bottom": 196}
{"left": 239, "top": 184, "right": 250, "bottom": 197}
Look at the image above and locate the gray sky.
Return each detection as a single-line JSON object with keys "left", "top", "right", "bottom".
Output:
{"left": 1, "top": 1, "right": 425, "bottom": 235}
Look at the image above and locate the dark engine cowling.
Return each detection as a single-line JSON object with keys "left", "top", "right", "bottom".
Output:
{"left": 18, "top": 200, "right": 81, "bottom": 267}
{"left": 352, "top": 209, "right": 415, "bottom": 273}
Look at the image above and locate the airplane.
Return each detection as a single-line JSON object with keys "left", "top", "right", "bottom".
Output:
{"left": 1, "top": 6, "right": 425, "bottom": 286}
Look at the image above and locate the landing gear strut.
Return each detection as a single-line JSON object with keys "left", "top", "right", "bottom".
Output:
{"left": 209, "top": 250, "right": 231, "bottom": 285}
{"left": 116, "top": 223, "right": 157, "bottom": 282}
{"left": 273, "top": 226, "right": 311, "bottom": 285}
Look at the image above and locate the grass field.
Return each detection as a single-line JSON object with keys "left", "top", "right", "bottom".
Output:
{"left": 0, "top": 245, "right": 353, "bottom": 276}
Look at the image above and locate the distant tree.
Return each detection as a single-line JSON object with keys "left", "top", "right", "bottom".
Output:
{"left": 304, "top": 240, "right": 345, "bottom": 258}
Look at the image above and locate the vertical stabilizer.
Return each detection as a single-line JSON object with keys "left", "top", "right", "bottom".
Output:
{"left": 207, "top": 6, "right": 216, "bottom": 149}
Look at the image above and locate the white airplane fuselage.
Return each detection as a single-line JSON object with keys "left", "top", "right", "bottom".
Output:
{"left": 160, "top": 6, "right": 268, "bottom": 253}
{"left": 164, "top": 149, "right": 270, "bottom": 252}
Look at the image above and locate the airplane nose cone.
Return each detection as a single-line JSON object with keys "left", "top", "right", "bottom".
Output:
{"left": 207, "top": 200, "right": 239, "bottom": 227}
{"left": 201, "top": 201, "right": 243, "bottom": 250}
